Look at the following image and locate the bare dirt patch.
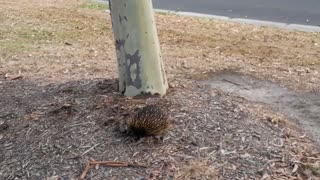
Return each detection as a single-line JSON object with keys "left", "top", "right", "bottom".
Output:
{"left": 205, "top": 71, "right": 320, "bottom": 144}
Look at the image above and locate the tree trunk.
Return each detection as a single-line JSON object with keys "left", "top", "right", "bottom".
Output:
{"left": 108, "top": 0, "right": 168, "bottom": 96}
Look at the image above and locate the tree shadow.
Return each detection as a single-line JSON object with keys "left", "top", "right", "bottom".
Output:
{"left": 0, "top": 77, "right": 170, "bottom": 144}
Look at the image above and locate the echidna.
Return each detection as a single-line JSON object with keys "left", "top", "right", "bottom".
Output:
{"left": 128, "top": 104, "right": 170, "bottom": 138}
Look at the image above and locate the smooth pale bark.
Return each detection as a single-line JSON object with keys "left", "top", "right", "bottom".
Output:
{"left": 108, "top": 0, "right": 168, "bottom": 96}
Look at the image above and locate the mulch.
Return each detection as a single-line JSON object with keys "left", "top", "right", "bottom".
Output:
{"left": 0, "top": 76, "right": 319, "bottom": 179}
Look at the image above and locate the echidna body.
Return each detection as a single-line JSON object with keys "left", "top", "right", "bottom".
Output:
{"left": 128, "top": 105, "right": 170, "bottom": 138}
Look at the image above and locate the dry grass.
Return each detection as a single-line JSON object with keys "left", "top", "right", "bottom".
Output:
{"left": 157, "top": 14, "right": 320, "bottom": 92}
{"left": 174, "top": 159, "right": 218, "bottom": 180}
{"left": 0, "top": 0, "right": 319, "bottom": 91}
{"left": 0, "top": 0, "right": 116, "bottom": 82}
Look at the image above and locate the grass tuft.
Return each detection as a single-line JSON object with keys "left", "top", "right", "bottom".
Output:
{"left": 80, "top": 1, "right": 109, "bottom": 11}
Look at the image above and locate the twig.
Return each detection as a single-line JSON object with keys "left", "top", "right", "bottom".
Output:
{"left": 80, "top": 161, "right": 146, "bottom": 179}
{"left": 0, "top": 113, "right": 14, "bottom": 119}
{"left": 90, "top": 161, "right": 147, "bottom": 168}
{"left": 307, "top": 157, "right": 320, "bottom": 160}
{"left": 10, "top": 75, "right": 23, "bottom": 80}
{"left": 129, "top": 162, "right": 147, "bottom": 168}
{"left": 90, "top": 161, "right": 129, "bottom": 166}
{"left": 80, "top": 161, "right": 91, "bottom": 180}
{"left": 222, "top": 78, "right": 246, "bottom": 88}
{"left": 81, "top": 143, "right": 100, "bottom": 156}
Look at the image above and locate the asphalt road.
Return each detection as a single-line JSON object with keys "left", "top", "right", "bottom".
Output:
{"left": 152, "top": 0, "right": 320, "bottom": 26}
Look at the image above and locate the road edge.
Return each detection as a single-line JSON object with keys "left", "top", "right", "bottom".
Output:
{"left": 156, "top": 10, "right": 320, "bottom": 33}
{"left": 99, "top": 1, "right": 320, "bottom": 32}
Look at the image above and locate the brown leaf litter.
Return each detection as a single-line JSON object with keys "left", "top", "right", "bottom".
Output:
{"left": 0, "top": 78, "right": 319, "bottom": 179}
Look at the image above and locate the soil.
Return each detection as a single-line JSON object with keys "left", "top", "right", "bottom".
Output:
{"left": 205, "top": 71, "right": 320, "bottom": 145}
{"left": 0, "top": 77, "right": 319, "bottom": 179}
{"left": 0, "top": 0, "right": 320, "bottom": 179}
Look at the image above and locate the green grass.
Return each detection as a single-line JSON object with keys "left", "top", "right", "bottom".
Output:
{"left": 0, "top": 41, "right": 30, "bottom": 55}
{"left": 0, "top": 0, "right": 110, "bottom": 56}
{"left": 19, "top": 29, "right": 53, "bottom": 41}
{"left": 0, "top": 28, "right": 51, "bottom": 55}
{"left": 80, "top": 1, "right": 109, "bottom": 11}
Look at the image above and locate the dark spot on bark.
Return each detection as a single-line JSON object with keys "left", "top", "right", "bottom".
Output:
{"left": 115, "top": 39, "right": 125, "bottom": 51}
{"left": 124, "top": 3, "right": 126, "bottom": 7}
{"left": 124, "top": 16, "right": 128, "bottom": 21}
{"left": 126, "top": 34, "right": 129, "bottom": 39}
{"left": 120, "top": 80, "right": 126, "bottom": 94}
{"left": 117, "top": 58, "right": 121, "bottom": 66}
{"left": 108, "top": 1, "right": 114, "bottom": 26}
{"left": 125, "top": 50, "right": 142, "bottom": 89}
{"left": 119, "top": 14, "right": 123, "bottom": 24}
{"left": 108, "top": 0, "right": 112, "bottom": 11}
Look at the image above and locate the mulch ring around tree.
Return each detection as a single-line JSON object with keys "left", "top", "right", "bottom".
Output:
{"left": 0, "top": 77, "right": 319, "bottom": 179}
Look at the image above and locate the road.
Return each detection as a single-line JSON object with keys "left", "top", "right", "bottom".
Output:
{"left": 152, "top": 0, "right": 320, "bottom": 26}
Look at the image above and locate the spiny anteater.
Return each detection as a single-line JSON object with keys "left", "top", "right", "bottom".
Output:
{"left": 128, "top": 104, "right": 170, "bottom": 138}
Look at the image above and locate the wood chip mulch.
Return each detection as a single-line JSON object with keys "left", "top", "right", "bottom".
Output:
{"left": 0, "top": 78, "right": 319, "bottom": 179}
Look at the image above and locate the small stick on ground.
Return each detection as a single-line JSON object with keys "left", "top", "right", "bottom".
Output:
{"left": 90, "top": 161, "right": 129, "bottom": 167}
{"left": 80, "top": 161, "right": 91, "bottom": 180}
{"left": 10, "top": 75, "right": 24, "bottom": 80}
{"left": 80, "top": 161, "right": 146, "bottom": 179}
